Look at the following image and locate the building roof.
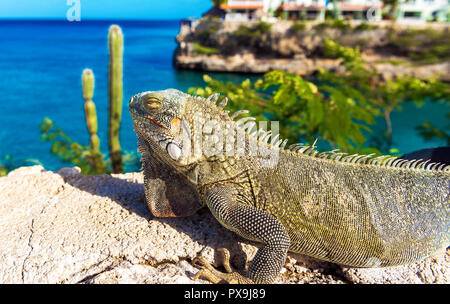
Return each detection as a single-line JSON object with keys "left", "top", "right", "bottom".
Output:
{"left": 220, "top": 4, "right": 264, "bottom": 9}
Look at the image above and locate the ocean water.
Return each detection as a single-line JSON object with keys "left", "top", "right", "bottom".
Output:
{"left": 0, "top": 20, "right": 447, "bottom": 172}
{"left": 0, "top": 20, "right": 252, "bottom": 171}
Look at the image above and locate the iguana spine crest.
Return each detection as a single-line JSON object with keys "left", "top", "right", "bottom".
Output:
{"left": 199, "top": 93, "right": 449, "bottom": 173}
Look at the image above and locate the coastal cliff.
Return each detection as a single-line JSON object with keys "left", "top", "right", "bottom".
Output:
{"left": 173, "top": 20, "right": 450, "bottom": 82}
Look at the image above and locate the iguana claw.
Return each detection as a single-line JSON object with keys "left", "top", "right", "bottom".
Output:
{"left": 193, "top": 248, "right": 253, "bottom": 284}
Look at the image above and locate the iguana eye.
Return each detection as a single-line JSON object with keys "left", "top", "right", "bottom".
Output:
{"left": 167, "top": 143, "right": 181, "bottom": 160}
{"left": 143, "top": 95, "right": 161, "bottom": 110}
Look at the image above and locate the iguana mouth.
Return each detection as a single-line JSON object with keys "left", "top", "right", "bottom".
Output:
{"left": 138, "top": 112, "right": 167, "bottom": 130}
{"left": 130, "top": 109, "right": 168, "bottom": 130}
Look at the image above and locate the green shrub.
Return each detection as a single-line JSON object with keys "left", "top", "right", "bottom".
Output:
{"left": 40, "top": 117, "right": 106, "bottom": 175}
{"left": 314, "top": 19, "right": 353, "bottom": 31}
{"left": 0, "top": 154, "right": 41, "bottom": 176}
{"left": 290, "top": 21, "right": 306, "bottom": 32}
{"left": 232, "top": 21, "right": 272, "bottom": 43}
{"left": 253, "top": 21, "right": 272, "bottom": 34}
{"left": 387, "top": 28, "right": 450, "bottom": 64}
{"left": 197, "top": 22, "right": 220, "bottom": 41}
{"left": 188, "top": 72, "right": 377, "bottom": 153}
{"left": 354, "top": 22, "right": 378, "bottom": 31}
{"left": 192, "top": 42, "right": 219, "bottom": 55}
{"left": 323, "top": 39, "right": 362, "bottom": 63}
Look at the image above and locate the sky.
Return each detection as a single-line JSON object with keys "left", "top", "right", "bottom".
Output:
{"left": 0, "top": 0, "right": 212, "bottom": 20}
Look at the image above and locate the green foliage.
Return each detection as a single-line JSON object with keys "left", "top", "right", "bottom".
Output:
{"left": 319, "top": 39, "right": 450, "bottom": 151}
{"left": 354, "top": 22, "right": 379, "bottom": 31}
{"left": 192, "top": 42, "right": 219, "bottom": 55}
{"left": 40, "top": 118, "right": 108, "bottom": 175}
{"left": 0, "top": 165, "right": 6, "bottom": 176}
{"left": 314, "top": 19, "right": 352, "bottom": 31}
{"left": 39, "top": 118, "right": 141, "bottom": 174}
{"left": 290, "top": 21, "right": 306, "bottom": 32}
{"left": 387, "top": 28, "right": 450, "bottom": 64}
{"left": 212, "top": 0, "right": 227, "bottom": 6}
{"left": 188, "top": 72, "right": 376, "bottom": 153}
{"left": 188, "top": 40, "right": 450, "bottom": 155}
{"left": 323, "top": 39, "right": 362, "bottom": 64}
{"left": 232, "top": 22, "right": 272, "bottom": 46}
{"left": 415, "top": 111, "right": 450, "bottom": 145}
{"left": 314, "top": 20, "right": 379, "bottom": 32}
{"left": 253, "top": 21, "right": 272, "bottom": 34}
{"left": 0, "top": 151, "right": 42, "bottom": 177}
{"left": 197, "top": 22, "right": 220, "bottom": 43}
{"left": 374, "top": 58, "right": 408, "bottom": 66}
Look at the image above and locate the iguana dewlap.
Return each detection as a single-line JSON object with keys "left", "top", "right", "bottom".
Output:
{"left": 129, "top": 89, "right": 449, "bottom": 283}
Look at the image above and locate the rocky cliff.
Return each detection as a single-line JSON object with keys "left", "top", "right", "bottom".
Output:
{"left": 174, "top": 20, "right": 450, "bottom": 82}
{"left": 0, "top": 165, "right": 448, "bottom": 283}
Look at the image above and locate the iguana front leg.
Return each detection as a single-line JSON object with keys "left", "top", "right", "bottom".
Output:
{"left": 195, "top": 184, "right": 290, "bottom": 284}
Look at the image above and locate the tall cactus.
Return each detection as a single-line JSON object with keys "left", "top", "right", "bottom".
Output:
{"left": 108, "top": 25, "right": 124, "bottom": 173}
{"left": 82, "top": 68, "right": 105, "bottom": 174}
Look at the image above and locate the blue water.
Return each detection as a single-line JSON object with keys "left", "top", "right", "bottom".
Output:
{"left": 0, "top": 20, "right": 447, "bottom": 172}
{"left": 0, "top": 20, "right": 252, "bottom": 171}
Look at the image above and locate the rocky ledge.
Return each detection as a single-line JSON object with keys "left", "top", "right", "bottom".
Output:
{"left": 174, "top": 20, "right": 450, "bottom": 82}
{"left": 175, "top": 52, "right": 450, "bottom": 82}
{"left": 0, "top": 165, "right": 448, "bottom": 283}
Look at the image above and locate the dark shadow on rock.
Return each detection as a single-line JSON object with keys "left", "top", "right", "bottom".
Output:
{"left": 56, "top": 168, "right": 249, "bottom": 268}
{"left": 57, "top": 170, "right": 152, "bottom": 220}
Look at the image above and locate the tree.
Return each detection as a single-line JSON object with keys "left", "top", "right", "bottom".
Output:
{"left": 383, "top": 0, "right": 400, "bottom": 21}
{"left": 332, "top": 0, "right": 341, "bottom": 19}
{"left": 212, "top": 0, "right": 227, "bottom": 7}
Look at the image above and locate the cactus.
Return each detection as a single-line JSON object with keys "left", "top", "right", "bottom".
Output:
{"left": 82, "top": 68, "right": 105, "bottom": 174}
{"left": 108, "top": 25, "right": 124, "bottom": 173}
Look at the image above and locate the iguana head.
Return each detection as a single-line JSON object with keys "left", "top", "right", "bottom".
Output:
{"left": 129, "top": 89, "right": 192, "bottom": 166}
{"left": 129, "top": 89, "right": 245, "bottom": 216}
{"left": 130, "top": 88, "right": 279, "bottom": 176}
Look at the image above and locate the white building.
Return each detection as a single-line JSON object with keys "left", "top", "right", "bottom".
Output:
{"left": 220, "top": 0, "right": 266, "bottom": 21}
{"left": 334, "top": 0, "right": 383, "bottom": 21}
{"left": 220, "top": 0, "right": 384, "bottom": 21}
{"left": 397, "top": 0, "right": 449, "bottom": 22}
{"left": 279, "top": 0, "right": 328, "bottom": 20}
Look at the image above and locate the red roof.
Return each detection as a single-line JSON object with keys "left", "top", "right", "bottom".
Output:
{"left": 220, "top": 4, "right": 264, "bottom": 9}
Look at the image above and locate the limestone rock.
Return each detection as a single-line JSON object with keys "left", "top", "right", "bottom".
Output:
{"left": 0, "top": 165, "right": 448, "bottom": 284}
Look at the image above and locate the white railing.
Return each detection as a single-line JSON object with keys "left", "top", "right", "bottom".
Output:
{"left": 284, "top": 0, "right": 327, "bottom": 6}
{"left": 226, "top": 0, "right": 264, "bottom": 7}
{"left": 224, "top": 13, "right": 255, "bottom": 21}
{"left": 339, "top": 0, "right": 383, "bottom": 7}
{"left": 400, "top": 0, "right": 448, "bottom": 10}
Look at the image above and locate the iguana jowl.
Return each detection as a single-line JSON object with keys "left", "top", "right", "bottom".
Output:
{"left": 129, "top": 89, "right": 449, "bottom": 283}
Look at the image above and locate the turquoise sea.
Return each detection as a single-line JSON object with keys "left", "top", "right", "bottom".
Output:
{"left": 0, "top": 20, "right": 447, "bottom": 172}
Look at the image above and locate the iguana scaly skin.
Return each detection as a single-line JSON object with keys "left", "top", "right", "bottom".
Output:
{"left": 129, "top": 89, "right": 450, "bottom": 283}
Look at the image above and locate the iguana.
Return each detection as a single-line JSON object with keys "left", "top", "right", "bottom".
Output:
{"left": 129, "top": 89, "right": 450, "bottom": 284}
